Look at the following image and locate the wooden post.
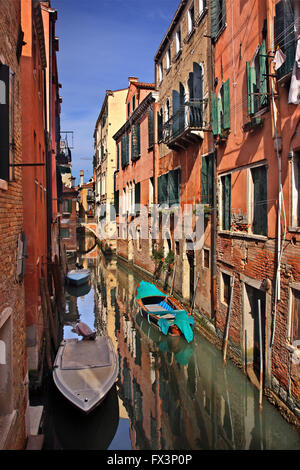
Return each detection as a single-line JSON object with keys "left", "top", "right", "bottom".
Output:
{"left": 41, "top": 270, "right": 58, "bottom": 351}
{"left": 258, "top": 298, "right": 263, "bottom": 411}
{"left": 169, "top": 257, "right": 177, "bottom": 296}
{"left": 189, "top": 272, "right": 200, "bottom": 315}
{"left": 39, "top": 278, "right": 52, "bottom": 368}
{"left": 223, "top": 276, "right": 235, "bottom": 367}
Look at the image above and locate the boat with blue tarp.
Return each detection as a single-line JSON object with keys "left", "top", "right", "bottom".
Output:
{"left": 135, "top": 280, "right": 194, "bottom": 343}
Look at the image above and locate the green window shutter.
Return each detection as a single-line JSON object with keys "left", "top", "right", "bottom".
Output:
{"left": 252, "top": 166, "right": 267, "bottom": 236}
{"left": 201, "top": 156, "right": 208, "bottom": 204}
{"left": 168, "top": 169, "right": 180, "bottom": 205}
{"left": 117, "top": 143, "right": 119, "bottom": 171}
{"left": 148, "top": 108, "right": 154, "bottom": 147}
{"left": 158, "top": 174, "right": 168, "bottom": 205}
{"left": 207, "top": 154, "right": 213, "bottom": 205}
{"left": 114, "top": 190, "right": 119, "bottom": 216}
{"left": 131, "top": 125, "right": 136, "bottom": 161}
{"left": 222, "top": 174, "right": 231, "bottom": 230}
{"left": 126, "top": 133, "right": 129, "bottom": 165}
{"left": 157, "top": 110, "right": 163, "bottom": 141}
{"left": 0, "top": 65, "right": 9, "bottom": 181}
{"left": 259, "top": 40, "right": 268, "bottom": 108}
{"left": 211, "top": 0, "right": 226, "bottom": 40}
{"left": 275, "top": 0, "right": 296, "bottom": 79}
{"left": 68, "top": 199, "right": 72, "bottom": 213}
{"left": 223, "top": 79, "right": 230, "bottom": 130}
{"left": 211, "top": 92, "right": 219, "bottom": 136}
{"left": 137, "top": 123, "right": 140, "bottom": 156}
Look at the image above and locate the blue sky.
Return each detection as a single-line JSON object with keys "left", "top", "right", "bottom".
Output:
{"left": 51, "top": 0, "right": 178, "bottom": 184}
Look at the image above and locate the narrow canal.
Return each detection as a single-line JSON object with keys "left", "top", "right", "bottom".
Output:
{"left": 40, "top": 238, "right": 300, "bottom": 451}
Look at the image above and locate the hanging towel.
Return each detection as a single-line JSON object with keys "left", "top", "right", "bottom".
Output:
{"left": 288, "top": 36, "right": 300, "bottom": 105}
{"left": 274, "top": 48, "right": 286, "bottom": 71}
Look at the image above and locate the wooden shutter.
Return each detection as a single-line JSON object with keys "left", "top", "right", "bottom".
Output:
{"left": 0, "top": 65, "right": 10, "bottom": 181}
{"left": 223, "top": 79, "right": 230, "bottom": 130}
{"left": 188, "top": 72, "right": 194, "bottom": 100}
{"left": 125, "top": 133, "right": 129, "bottom": 165}
{"left": 252, "top": 166, "right": 267, "bottom": 236}
{"left": 148, "top": 107, "right": 154, "bottom": 147}
{"left": 207, "top": 154, "right": 213, "bottom": 205}
{"left": 68, "top": 199, "right": 72, "bottom": 213}
{"left": 210, "top": 0, "right": 220, "bottom": 40}
{"left": 192, "top": 63, "right": 203, "bottom": 127}
{"left": 275, "top": 0, "right": 296, "bottom": 79}
{"left": 157, "top": 109, "right": 163, "bottom": 142}
{"left": 222, "top": 174, "right": 231, "bottom": 230}
{"left": 259, "top": 40, "right": 268, "bottom": 108}
{"left": 246, "top": 61, "right": 255, "bottom": 115}
{"left": 172, "top": 89, "right": 180, "bottom": 137}
{"left": 168, "top": 170, "right": 176, "bottom": 204}
{"left": 158, "top": 173, "right": 168, "bottom": 205}
{"left": 201, "top": 156, "right": 208, "bottom": 204}
{"left": 211, "top": 92, "right": 219, "bottom": 136}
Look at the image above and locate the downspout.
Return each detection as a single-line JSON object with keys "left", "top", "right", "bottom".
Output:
{"left": 46, "top": 11, "right": 54, "bottom": 263}
{"left": 267, "top": 0, "right": 286, "bottom": 346}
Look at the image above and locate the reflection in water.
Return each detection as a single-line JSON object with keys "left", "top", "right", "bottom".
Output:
{"left": 43, "top": 242, "right": 300, "bottom": 450}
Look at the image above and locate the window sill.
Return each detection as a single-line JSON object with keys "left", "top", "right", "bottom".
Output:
{"left": 184, "top": 27, "right": 195, "bottom": 44}
{"left": 0, "top": 179, "right": 8, "bottom": 191}
{"left": 218, "top": 230, "right": 268, "bottom": 241}
{"left": 212, "top": 24, "right": 226, "bottom": 43}
{"left": 196, "top": 7, "right": 208, "bottom": 26}
{"left": 173, "top": 49, "right": 182, "bottom": 63}
{"left": 289, "top": 226, "right": 300, "bottom": 233}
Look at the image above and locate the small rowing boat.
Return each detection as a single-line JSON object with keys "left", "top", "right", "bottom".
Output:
{"left": 135, "top": 281, "right": 194, "bottom": 342}
{"left": 53, "top": 335, "right": 118, "bottom": 413}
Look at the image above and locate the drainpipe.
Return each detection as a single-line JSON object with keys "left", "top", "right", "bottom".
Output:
{"left": 267, "top": 0, "right": 284, "bottom": 346}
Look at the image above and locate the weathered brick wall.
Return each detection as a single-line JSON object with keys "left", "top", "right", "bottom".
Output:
{"left": 0, "top": 0, "right": 28, "bottom": 450}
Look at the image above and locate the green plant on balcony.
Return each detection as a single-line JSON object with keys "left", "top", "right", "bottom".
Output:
{"left": 162, "top": 249, "right": 175, "bottom": 272}
{"left": 151, "top": 247, "right": 164, "bottom": 265}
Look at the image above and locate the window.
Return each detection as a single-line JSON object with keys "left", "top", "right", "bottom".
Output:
{"left": 188, "top": 62, "right": 204, "bottom": 127}
{"left": 211, "top": 79, "right": 230, "bottom": 136}
{"left": 127, "top": 102, "right": 130, "bottom": 118}
{"left": 60, "top": 228, "right": 70, "bottom": 238}
{"left": 221, "top": 174, "right": 231, "bottom": 231}
{"left": 221, "top": 272, "right": 231, "bottom": 304}
{"left": 148, "top": 107, "right": 154, "bottom": 148}
{"left": 121, "top": 133, "right": 129, "bottom": 168}
{"left": 188, "top": 3, "right": 195, "bottom": 34}
{"left": 201, "top": 153, "right": 213, "bottom": 205}
{"left": 157, "top": 108, "right": 163, "bottom": 142}
{"left": 158, "top": 169, "right": 181, "bottom": 206}
{"left": 166, "top": 48, "right": 171, "bottom": 71}
{"left": 250, "top": 165, "right": 268, "bottom": 236}
{"left": 135, "top": 181, "right": 141, "bottom": 214}
{"left": 131, "top": 123, "right": 141, "bottom": 161}
{"left": 158, "top": 63, "right": 163, "bottom": 83}
{"left": 211, "top": 0, "right": 226, "bottom": 40}
{"left": 199, "top": 0, "right": 207, "bottom": 16}
{"left": 0, "top": 65, "right": 14, "bottom": 182}
{"left": 275, "top": 0, "right": 296, "bottom": 80}
{"left": 246, "top": 40, "right": 268, "bottom": 115}
{"left": 62, "top": 199, "right": 72, "bottom": 213}
{"left": 291, "top": 151, "right": 300, "bottom": 227}
{"left": 0, "top": 309, "right": 13, "bottom": 418}
{"left": 175, "top": 28, "right": 181, "bottom": 55}
{"left": 203, "top": 248, "right": 210, "bottom": 268}
{"left": 116, "top": 143, "right": 120, "bottom": 171}
{"left": 291, "top": 289, "right": 300, "bottom": 344}
{"left": 132, "top": 95, "right": 135, "bottom": 111}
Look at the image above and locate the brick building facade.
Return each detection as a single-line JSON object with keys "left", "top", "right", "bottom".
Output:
{"left": 0, "top": 0, "right": 28, "bottom": 450}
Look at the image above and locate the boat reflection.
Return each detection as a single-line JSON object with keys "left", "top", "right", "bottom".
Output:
{"left": 44, "top": 378, "right": 119, "bottom": 450}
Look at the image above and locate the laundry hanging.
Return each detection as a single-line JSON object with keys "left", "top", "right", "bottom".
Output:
{"left": 274, "top": 47, "right": 286, "bottom": 71}
{"left": 288, "top": 36, "right": 300, "bottom": 105}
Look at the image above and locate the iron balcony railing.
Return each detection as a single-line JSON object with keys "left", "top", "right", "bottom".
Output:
{"left": 162, "top": 99, "right": 206, "bottom": 145}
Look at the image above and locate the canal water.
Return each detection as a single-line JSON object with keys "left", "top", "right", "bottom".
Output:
{"left": 41, "top": 241, "right": 300, "bottom": 451}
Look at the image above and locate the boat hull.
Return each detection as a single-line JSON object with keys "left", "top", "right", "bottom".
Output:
{"left": 53, "top": 336, "right": 118, "bottom": 413}
{"left": 66, "top": 269, "right": 91, "bottom": 286}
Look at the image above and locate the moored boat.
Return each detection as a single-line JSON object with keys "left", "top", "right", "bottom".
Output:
{"left": 53, "top": 335, "right": 118, "bottom": 413}
{"left": 66, "top": 268, "right": 90, "bottom": 286}
{"left": 135, "top": 281, "right": 194, "bottom": 343}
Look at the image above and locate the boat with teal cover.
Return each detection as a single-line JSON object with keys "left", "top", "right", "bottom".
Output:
{"left": 135, "top": 281, "right": 194, "bottom": 342}
{"left": 66, "top": 268, "right": 91, "bottom": 286}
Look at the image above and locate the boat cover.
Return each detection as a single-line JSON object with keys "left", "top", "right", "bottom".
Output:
{"left": 158, "top": 311, "right": 194, "bottom": 343}
{"left": 61, "top": 337, "right": 112, "bottom": 370}
{"left": 136, "top": 281, "right": 165, "bottom": 299}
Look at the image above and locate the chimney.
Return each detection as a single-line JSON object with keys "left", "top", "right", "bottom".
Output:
{"left": 71, "top": 176, "right": 75, "bottom": 188}
{"left": 128, "top": 76, "right": 138, "bottom": 85}
{"left": 80, "top": 170, "right": 84, "bottom": 187}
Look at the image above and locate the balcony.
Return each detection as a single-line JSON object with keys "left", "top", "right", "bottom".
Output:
{"left": 162, "top": 100, "right": 206, "bottom": 150}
